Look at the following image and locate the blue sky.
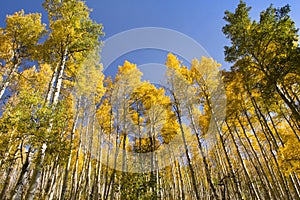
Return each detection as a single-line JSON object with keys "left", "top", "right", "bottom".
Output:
{"left": 0, "top": 0, "right": 299, "bottom": 73}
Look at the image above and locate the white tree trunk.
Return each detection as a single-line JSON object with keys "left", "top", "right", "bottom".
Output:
{"left": 60, "top": 99, "right": 80, "bottom": 200}
{"left": 25, "top": 46, "right": 69, "bottom": 200}
{"left": 53, "top": 47, "right": 68, "bottom": 105}
{"left": 25, "top": 143, "right": 47, "bottom": 200}
{"left": 0, "top": 63, "right": 18, "bottom": 100}
{"left": 46, "top": 64, "right": 60, "bottom": 104}
{"left": 48, "top": 166, "right": 61, "bottom": 200}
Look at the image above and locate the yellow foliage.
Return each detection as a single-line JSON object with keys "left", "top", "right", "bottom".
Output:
{"left": 115, "top": 60, "right": 143, "bottom": 89}
{"left": 0, "top": 10, "right": 46, "bottom": 61}
{"left": 278, "top": 130, "right": 300, "bottom": 176}
{"left": 165, "top": 53, "right": 181, "bottom": 70}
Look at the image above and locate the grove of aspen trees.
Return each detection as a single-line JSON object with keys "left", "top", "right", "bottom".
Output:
{"left": 0, "top": 0, "right": 299, "bottom": 199}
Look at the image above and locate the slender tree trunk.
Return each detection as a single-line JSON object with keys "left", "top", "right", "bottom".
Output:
{"left": 46, "top": 64, "right": 59, "bottom": 105}
{"left": 0, "top": 146, "right": 20, "bottom": 199}
{"left": 108, "top": 131, "right": 120, "bottom": 200}
{"left": 249, "top": 93, "right": 292, "bottom": 199}
{"left": 103, "top": 108, "right": 113, "bottom": 200}
{"left": 173, "top": 101, "right": 200, "bottom": 200}
{"left": 47, "top": 164, "right": 61, "bottom": 200}
{"left": 43, "top": 158, "right": 59, "bottom": 198}
{"left": 275, "top": 84, "right": 300, "bottom": 122}
{"left": 176, "top": 160, "right": 185, "bottom": 200}
{"left": 290, "top": 173, "right": 300, "bottom": 199}
{"left": 188, "top": 106, "right": 219, "bottom": 199}
{"left": 225, "top": 119, "right": 261, "bottom": 200}
{"left": 0, "top": 63, "right": 19, "bottom": 100}
{"left": 202, "top": 87, "right": 242, "bottom": 200}
{"left": 53, "top": 46, "right": 68, "bottom": 105}
{"left": 242, "top": 109, "right": 277, "bottom": 199}
{"left": 280, "top": 106, "right": 300, "bottom": 141}
{"left": 25, "top": 144, "right": 47, "bottom": 200}
{"left": 235, "top": 115, "right": 269, "bottom": 198}
{"left": 94, "top": 128, "right": 103, "bottom": 200}
{"left": 24, "top": 45, "right": 69, "bottom": 200}
{"left": 60, "top": 97, "right": 80, "bottom": 200}
{"left": 11, "top": 149, "right": 31, "bottom": 200}
{"left": 0, "top": 165, "right": 15, "bottom": 199}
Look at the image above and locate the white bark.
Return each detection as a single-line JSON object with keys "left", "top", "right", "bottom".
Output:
{"left": 11, "top": 150, "right": 32, "bottom": 200}
{"left": 48, "top": 166, "right": 61, "bottom": 200}
{"left": 25, "top": 45, "right": 69, "bottom": 199}
{"left": 25, "top": 143, "right": 47, "bottom": 200}
{"left": 97, "top": 130, "right": 103, "bottom": 198}
{"left": 53, "top": 47, "right": 68, "bottom": 105}
{"left": 60, "top": 99, "right": 80, "bottom": 200}
{"left": 46, "top": 64, "right": 60, "bottom": 105}
{"left": 0, "top": 63, "right": 19, "bottom": 100}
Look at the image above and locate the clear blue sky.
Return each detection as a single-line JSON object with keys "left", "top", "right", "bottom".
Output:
{"left": 0, "top": 0, "right": 299, "bottom": 72}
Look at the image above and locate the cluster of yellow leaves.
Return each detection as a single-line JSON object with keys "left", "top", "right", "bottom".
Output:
{"left": 278, "top": 129, "right": 300, "bottom": 176}
{"left": 115, "top": 60, "right": 143, "bottom": 87}
{"left": 165, "top": 53, "right": 181, "bottom": 70}
{"left": 17, "top": 64, "right": 52, "bottom": 94}
{"left": 0, "top": 10, "right": 46, "bottom": 61}
{"left": 97, "top": 99, "right": 113, "bottom": 135}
